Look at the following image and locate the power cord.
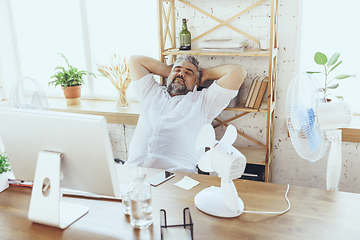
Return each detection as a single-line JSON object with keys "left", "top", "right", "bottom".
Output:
{"left": 243, "top": 184, "right": 291, "bottom": 214}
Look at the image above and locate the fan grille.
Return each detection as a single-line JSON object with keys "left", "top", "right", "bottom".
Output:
{"left": 286, "top": 73, "right": 328, "bottom": 162}
{"left": 10, "top": 77, "right": 49, "bottom": 110}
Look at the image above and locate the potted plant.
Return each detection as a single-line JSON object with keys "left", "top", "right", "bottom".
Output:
{"left": 0, "top": 151, "right": 11, "bottom": 192}
{"left": 306, "top": 52, "right": 356, "bottom": 102}
{"left": 49, "top": 53, "right": 96, "bottom": 105}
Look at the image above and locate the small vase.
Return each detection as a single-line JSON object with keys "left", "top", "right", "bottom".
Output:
{"left": 0, "top": 173, "right": 9, "bottom": 192}
{"left": 116, "top": 88, "right": 130, "bottom": 109}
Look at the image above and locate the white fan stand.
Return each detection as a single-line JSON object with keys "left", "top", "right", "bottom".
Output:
{"left": 317, "top": 101, "right": 352, "bottom": 191}
{"left": 325, "top": 129, "right": 342, "bottom": 191}
{"left": 194, "top": 185, "right": 244, "bottom": 218}
{"left": 28, "top": 151, "right": 88, "bottom": 229}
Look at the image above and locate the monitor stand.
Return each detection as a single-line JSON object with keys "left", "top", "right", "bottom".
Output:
{"left": 28, "top": 151, "right": 89, "bottom": 229}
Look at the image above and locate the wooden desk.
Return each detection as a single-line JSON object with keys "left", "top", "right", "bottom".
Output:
{"left": 1, "top": 169, "right": 360, "bottom": 240}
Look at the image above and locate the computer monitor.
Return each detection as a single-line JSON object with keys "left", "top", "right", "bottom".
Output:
{"left": 0, "top": 107, "right": 120, "bottom": 228}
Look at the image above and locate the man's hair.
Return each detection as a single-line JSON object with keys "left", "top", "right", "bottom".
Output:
{"left": 172, "top": 55, "right": 201, "bottom": 83}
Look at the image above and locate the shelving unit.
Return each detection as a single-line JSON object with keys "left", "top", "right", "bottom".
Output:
{"left": 157, "top": 0, "right": 280, "bottom": 182}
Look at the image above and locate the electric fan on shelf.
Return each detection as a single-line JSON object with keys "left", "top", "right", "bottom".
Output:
{"left": 286, "top": 72, "right": 352, "bottom": 191}
{"left": 194, "top": 124, "right": 247, "bottom": 217}
{"left": 9, "top": 77, "right": 49, "bottom": 110}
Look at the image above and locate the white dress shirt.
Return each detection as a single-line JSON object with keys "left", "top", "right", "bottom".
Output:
{"left": 125, "top": 74, "right": 237, "bottom": 173}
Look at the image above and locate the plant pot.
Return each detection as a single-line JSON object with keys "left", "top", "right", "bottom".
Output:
{"left": 0, "top": 173, "right": 9, "bottom": 193}
{"left": 62, "top": 85, "right": 82, "bottom": 106}
{"left": 320, "top": 98, "right": 332, "bottom": 103}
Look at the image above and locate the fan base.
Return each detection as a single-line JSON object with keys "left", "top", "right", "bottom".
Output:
{"left": 194, "top": 186, "right": 244, "bottom": 218}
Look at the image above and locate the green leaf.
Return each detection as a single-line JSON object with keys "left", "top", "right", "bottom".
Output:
{"left": 335, "top": 74, "right": 352, "bottom": 79}
{"left": 0, "top": 152, "right": 11, "bottom": 174}
{"left": 326, "top": 83, "right": 339, "bottom": 89}
{"left": 314, "top": 52, "right": 327, "bottom": 65}
{"left": 326, "top": 52, "right": 340, "bottom": 67}
{"left": 54, "top": 66, "right": 65, "bottom": 71}
{"left": 334, "top": 95, "right": 344, "bottom": 100}
{"left": 328, "top": 60, "right": 342, "bottom": 74}
{"left": 59, "top": 53, "right": 70, "bottom": 68}
{"left": 306, "top": 71, "right": 322, "bottom": 74}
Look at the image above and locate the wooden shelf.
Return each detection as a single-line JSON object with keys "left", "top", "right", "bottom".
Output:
{"left": 225, "top": 101, "right": 268, "bottom": 113}
{"left": 162, "top": 48, "right": 270, "bottom": 57}
{"left": 235, "top": 146, "right": 266, "bottom": 165}
{"left": 157, "top": 0, "right": 280, "bottom": 182}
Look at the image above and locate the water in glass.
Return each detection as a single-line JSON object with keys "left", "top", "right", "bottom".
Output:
{"left": 129, "top": 168, "right": 153, "bottom": 229}
{"left": 130, "top": 191, "right": 152, "bottom": 229}
{"left": 122, "top": 192, "right": 131, "bottom": 215}
{"left": 121, "top": 184, "right": 131, "bottom": 215}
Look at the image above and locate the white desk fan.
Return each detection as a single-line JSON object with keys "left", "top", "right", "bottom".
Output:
{"left": 286, "top": 73, "right": 352, "bottom": 191}
{"left": 194, "top": 124, "right": 247, "bottom": 217}
{"left": 10, "top": 77, "right": 49, "bottom": 110}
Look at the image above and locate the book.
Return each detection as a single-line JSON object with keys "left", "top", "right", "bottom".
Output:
{"left": 201, "top": 47, "right": 246, "bottom": 52}
{"left": 244, "top": 76, "right": 260, "bottom": 108}
{"left": 253, "top": 77, "right": 269, "bottom": 109}
{"left": 248, "top": 77, "right": 263, "bottom": 108}
{"left": 199, "top": 39, "right": 247, "bottom": 49}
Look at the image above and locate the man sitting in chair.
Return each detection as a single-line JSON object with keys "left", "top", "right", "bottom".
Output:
{"left": 124, "top": 55, "right": 246, "bottom": 173}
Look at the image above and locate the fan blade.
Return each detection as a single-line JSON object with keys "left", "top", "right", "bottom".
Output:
{"left": 303, "top": 108, "right": 321, "bottom": 154}
{"left": 29, "top": 91, "right": 41, "bottom": 109}
{"left": 220, "top": 124, "right": 237, "bottom": 145}
{"left": 197, "top": 150, "right": 214, "bottom": 172}
{"left": 326, "top": 130, "right": 342, "bottom": 191}
{"left": 196, "top": 124, "right": 216, "bottom": 150}
{"left": 221, "top": 178, "right": 240, "bottom": 212}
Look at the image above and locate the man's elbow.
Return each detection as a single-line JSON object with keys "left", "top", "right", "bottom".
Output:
{"left": 129, "top": 55, "right": 142, "bottom": 69}
{"left": 231, "top": 65, "right": 247, "bottom": 87}
{"left": 235, "top": 65, "right": 247, "bottom": 81}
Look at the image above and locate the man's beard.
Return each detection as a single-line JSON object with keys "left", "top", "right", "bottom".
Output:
{"left": 167, "top": 77, "right": 191, "bottom": 96}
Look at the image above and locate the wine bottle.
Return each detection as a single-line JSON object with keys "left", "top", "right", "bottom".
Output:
{"left": 179, "top": 19, "right": 191, "bottom": 50}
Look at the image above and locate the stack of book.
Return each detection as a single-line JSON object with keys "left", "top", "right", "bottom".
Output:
{"left": 244, "top": 76, "right": 268, "bottom": 109}
{"left": 199, "top": 39, "right": 247, "bottom": 52}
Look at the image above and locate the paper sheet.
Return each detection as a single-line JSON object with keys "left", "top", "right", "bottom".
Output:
{"left": 174, "top": 176, "right": 199, "bottom": 190}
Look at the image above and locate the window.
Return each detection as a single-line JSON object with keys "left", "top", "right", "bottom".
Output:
{"left": 297, "top": 0, "right": 360, "bottom": 114}
{"left": 0, "top": 0, "right": 158, "bottom": 102}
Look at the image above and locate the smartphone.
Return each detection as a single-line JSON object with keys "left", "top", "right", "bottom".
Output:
{"left": 147, "top": 171, "right": 175, "bottom": 186}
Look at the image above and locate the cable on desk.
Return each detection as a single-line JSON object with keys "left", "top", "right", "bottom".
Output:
{"left": 243, "top": 184, "right": 290, "bottom": 215}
